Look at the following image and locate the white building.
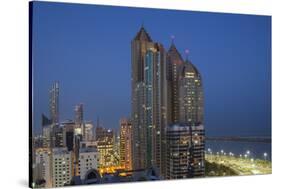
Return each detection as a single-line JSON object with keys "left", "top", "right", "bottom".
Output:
{"left": 84, "top": 121, "right": 94, "bottom": 141}
{"left": 35, "top": 148, "right": 52, "bottom": 187}
{"left": 51, "top": 148, "right": 72, "bottom": 187}
{"left": 78, "top": 147, "right": 99, "bottom": 180}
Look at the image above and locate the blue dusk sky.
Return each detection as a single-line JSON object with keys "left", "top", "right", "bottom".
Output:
{"left": 32, "top": 1, "right": 271, "bottom": 137}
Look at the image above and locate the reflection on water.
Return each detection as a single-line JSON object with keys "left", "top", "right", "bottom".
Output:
{"left": 205, "top": 140, "right": 271, "bottom": 161}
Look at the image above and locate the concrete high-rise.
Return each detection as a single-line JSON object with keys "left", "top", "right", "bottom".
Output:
{"left": 51, "top": 148, "right": 72, "bottom": 187}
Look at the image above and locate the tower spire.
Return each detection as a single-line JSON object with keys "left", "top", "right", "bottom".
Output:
{"left": 184, "top": 49, "right": 190, "bottom": 61}
{"left": 133, "top": 25, "right": 152, "bottom": 41}
{"left": 171, "top": 35, "right": 175, "bottom": 44}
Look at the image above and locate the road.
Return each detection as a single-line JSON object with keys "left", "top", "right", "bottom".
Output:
{"left": 205, "top": 154, "right": 272, "bottom": 175}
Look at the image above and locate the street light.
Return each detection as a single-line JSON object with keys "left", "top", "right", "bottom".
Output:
{"left": 263, "top": 152, "right": 268, "bottom": 160}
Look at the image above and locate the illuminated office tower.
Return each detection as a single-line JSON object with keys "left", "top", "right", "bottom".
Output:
{"left": 166, "top": 54, "right": 205, "bottom": 178}
{"left": 78, "top": 146, "right": 99, "bottom": 180}
{"left": 131, "top": 26, "right": 167, "bottom": 175}
{"left": 178, "top": 58, "right": 205, "bottom": 176}
{"left": 73, "top": 132, "right": 83, "bottom": 176}
{"left": 75, "top": 103, "right": 85, "bottom": 138}
{"left": 113, "top": 129, "right": 121, "bottom": 165}
{"left": 166, "top": 123, "right": 204, "bottom": 179}
{"left": 119, "top": 118, "right": 132, "bottom": 170}
{"left": 179, "top": 58, "right": 203, "bottom": 125}
{"left": 96, "top": 126, "right": 114, "bottom": 167}
{"left": 51, "top": 148, "right": 72, "bottom": 187}
{"left": 166, "top": 42, "right": 185, "bottom": 124}
{"left": 34, "top": 148, "right": 52, "bottom": 188}
{"left": 49, "top": 82, "right": 59, "bottom": 124}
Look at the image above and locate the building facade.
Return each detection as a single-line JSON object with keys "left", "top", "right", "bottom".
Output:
{"left": 96, "top": 126, "right": 115, "bottom": 167}
{"left": 178, "top": 59, "right": 203, "bottom": 125}
{"left": 166, "top": 124, "right": 204, "bottom": 179}
{"left": 49, "top": 82, "right": 59, "bottom": 124}
{"left": 78, "top": 147, "right": 99, "bottom": 180}
{"left": 34, "top": 148, "right": 52, "bottom": 187}
{"left": 51, "top": 148, "right": 72, "bottom": 187}
{"left": 131, "top": 26, "right": 205, "bottom": 179}
{"left": 166, "top": 43, "right": 185, "bottom": 124}
{"left": 131, "top": 26, "right": 168, "bottom": 176}
{"left": 166, "top": 55, "right": 205, "bottom": 178}
{"left": 119, "top": 118, "right": 133, "bottom": 170}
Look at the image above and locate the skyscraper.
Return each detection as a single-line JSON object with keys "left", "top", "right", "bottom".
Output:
{"left": 49, "top": 82, "right": 59, "bottom": 124}
{"left": 179, "top": 58, "right": 203, "bottom": 125}
{"left": 166, "top": 43, "right": 185, "bottom": 124}
{"left": 131, "top": 26, "right": 167, "bottom": 175}
{"left": 51, "top": 125, "right": 64, "bottom": 148}
{"left": 166, "top": 123, "right": 205, "bottom": 179}
{"left": 119, "top": 118, "right": 132, "bottom": 171}
{"left": 131, "top": 26, "right": 204, "bottom": 178}
{"left": 166, "top": 52, "right": 205, "bottom": 178}
{"left": 95, "top": 126, "right": 115, "bottom": 167}
{"left": 75, "top": 104, "right": 83, "bottom": 126}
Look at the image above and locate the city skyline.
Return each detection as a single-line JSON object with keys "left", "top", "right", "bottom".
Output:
{"left": 32, "top": 2, "right": 271, "bottom": 137}
{"left": 30, "top": 2, "right": 272, "bottom": 188}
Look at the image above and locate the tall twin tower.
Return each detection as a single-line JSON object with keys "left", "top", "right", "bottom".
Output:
{"left": 131, "top": 26, "right": 205, "bottom": 178}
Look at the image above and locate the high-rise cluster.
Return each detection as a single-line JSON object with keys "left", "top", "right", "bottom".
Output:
{"left": 32, "top": 26, "right": 205, "bottom": 188}
{"left": 32, "top": 82, "right": 99, "bottom": 188}
{"left": 131, "top": 26, "right": 205, "bottom": 178}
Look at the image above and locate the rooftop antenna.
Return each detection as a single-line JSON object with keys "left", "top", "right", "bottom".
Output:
{"left": 184, "top": 49, "right": 190, "bottom": 60}
{"left": 171, "top": 35, "right": 175, "bottom": 44}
